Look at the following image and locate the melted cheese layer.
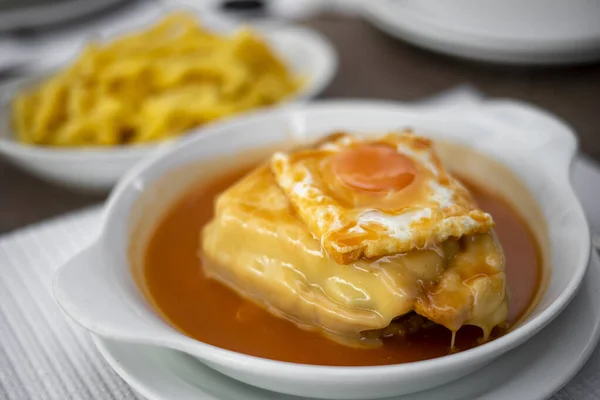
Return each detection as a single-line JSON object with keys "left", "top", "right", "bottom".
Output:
{"left": 202, "top": 166, "right": 508, "bottom": 346}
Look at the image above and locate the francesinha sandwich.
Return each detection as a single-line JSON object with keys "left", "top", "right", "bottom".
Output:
{"left": 202, "top": 131, "right": 508, "bottom": 347}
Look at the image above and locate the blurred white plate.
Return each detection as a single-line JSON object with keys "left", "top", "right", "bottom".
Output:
{"left": 0, "top": 24, "right": 337, "bottom": 192}
{"left": 362, "top": 0, "right": 600, "bottom": 65}
{"left": 0, "top": 0, "right": 129, "bottom": 33}
{"left": 92, "top": 250, "right": 600, "bottom": 400}
{"left": 0, "top": 0, "right": 164, "bottom": 73}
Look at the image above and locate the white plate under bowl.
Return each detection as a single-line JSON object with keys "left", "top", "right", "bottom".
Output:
{"left": 362, "top": 0, "right": 600, "bottom": 65}
{"left": 0, "top": 23, "right": 337, "bottom": 193}
{"left": 93, "top": 251, "right": 600, "bottom": 400}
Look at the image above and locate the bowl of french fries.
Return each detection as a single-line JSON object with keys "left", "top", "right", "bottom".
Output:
{"left": 0, "top": 13, "right": 337, "bottom": 192}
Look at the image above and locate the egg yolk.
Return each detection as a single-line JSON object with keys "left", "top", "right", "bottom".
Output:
{"left": 331, "top": 143, "right": 416, "bottom": 192}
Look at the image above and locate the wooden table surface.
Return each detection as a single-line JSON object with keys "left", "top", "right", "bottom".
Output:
{"left": 2, "top": 15, "right": 600, "bottom": 234}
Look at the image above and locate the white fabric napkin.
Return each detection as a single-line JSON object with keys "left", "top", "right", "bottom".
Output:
{"left": 2, "top": 89, "right": 600, "bottom": 400}
{"left": 0, "top": 207, "right": 142, "bottom": 400}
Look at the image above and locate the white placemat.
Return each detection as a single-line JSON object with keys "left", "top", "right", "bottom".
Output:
{"left": 0, "top": 206, "right": 143, "bottom": 400}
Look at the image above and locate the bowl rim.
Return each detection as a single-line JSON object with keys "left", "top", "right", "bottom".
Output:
{"left": 88, "top": 99, "right": 592, "bottom": 376}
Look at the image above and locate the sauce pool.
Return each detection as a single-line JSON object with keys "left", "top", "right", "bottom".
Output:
{"left": 143, "top": 168, "right": 542, "bottom": 366}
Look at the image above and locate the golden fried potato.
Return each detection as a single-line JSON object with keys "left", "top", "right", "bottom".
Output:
{"left": 11, "top": 13, "right": 301, "bottom": 147}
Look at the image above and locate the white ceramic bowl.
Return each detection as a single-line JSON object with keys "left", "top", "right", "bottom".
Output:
{"left": 362, "top": 0, "right": 600, "bottom": 65}
{"left": 0, "top": 25, "right": 337, "bottom": 193}
{"left": 53, "top": 100, "right": 590, "bottom": 399}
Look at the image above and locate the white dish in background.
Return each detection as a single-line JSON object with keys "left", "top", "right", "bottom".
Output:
{"left": 53, "top": 99, "right": 589, "bottom": 398}
{"left": 92, "top": 250, "right": 600, "bottom": 400}
{"left": 0, "top": 0, "right": 128, "bottom": 33}
{"left": 0, "top": 24, "right": 337, "bottom": 193}
{"left": 362, "top": 0, "right": 600, "bottom": 65}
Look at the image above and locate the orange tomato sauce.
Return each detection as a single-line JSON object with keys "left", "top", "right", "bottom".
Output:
{"left": 142, "top": 167, "right": 542, "bottom": 366}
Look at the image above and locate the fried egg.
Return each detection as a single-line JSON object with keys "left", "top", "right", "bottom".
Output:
{"left": 270, "top": 131, "right": 495, "bottom": 264}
